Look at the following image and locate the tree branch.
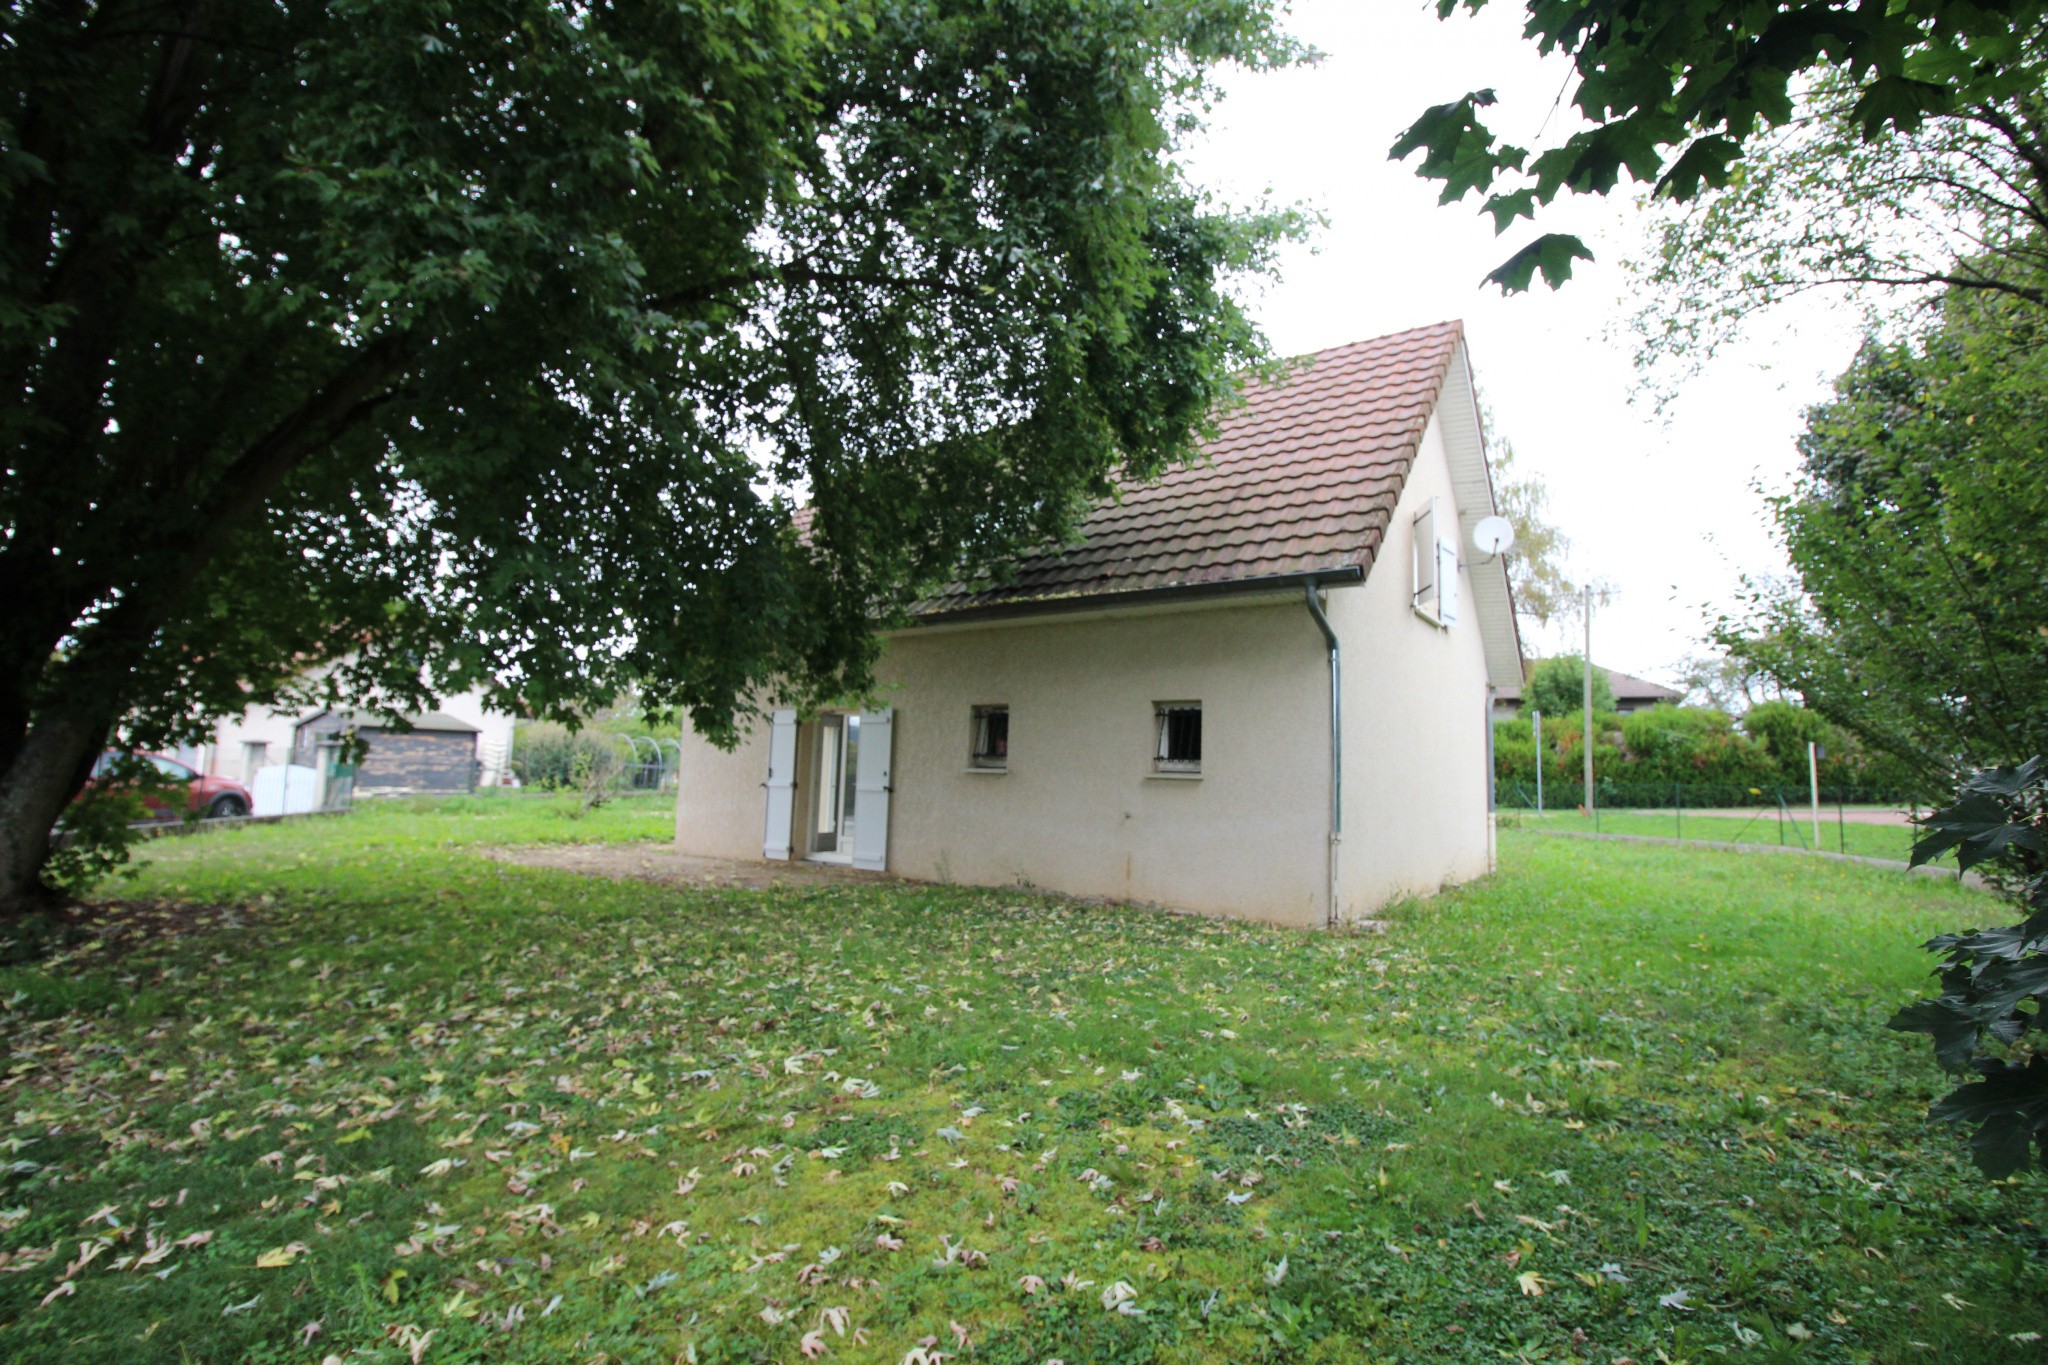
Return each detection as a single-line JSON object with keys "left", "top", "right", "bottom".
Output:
{"left": 1963, "top": 107, "right": 2048, "bottom": 206}
{"left": 648, "top": 262, "right": 993, "bottom": 313}
{"left": 1819, "top": 271, "right": 2047, "bottom": 307}
{"left": 36, "top": 330, "right": 415, "bottom": 719}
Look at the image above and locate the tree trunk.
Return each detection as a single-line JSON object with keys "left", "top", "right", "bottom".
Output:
{"left": 0, "top": 711, "right": 109, "bottom": 919}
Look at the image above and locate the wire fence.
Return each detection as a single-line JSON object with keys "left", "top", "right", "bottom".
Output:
{"left": 1496, "top": 780, "right": 1927, "bottom": 857}
{"left": 1497, "top": 780, "right": 1915, "bottom": 811}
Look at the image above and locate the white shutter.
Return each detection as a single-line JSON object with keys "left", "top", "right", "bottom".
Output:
{"left": 762, "top": 708, "right": 797, "bottom": 860}
{"left": 1412, "top": 499, "right": 1438, "bottom": 616}
{"left": 851, "top": 707, "right": 893, "bottom": 871}
{"left": 1436, "top": 535, "right": 1461, "bottom": 627}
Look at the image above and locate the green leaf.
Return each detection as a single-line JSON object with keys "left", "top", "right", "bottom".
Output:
{"left": 1887, "top": 998, "right": 1980, "bottom": 1072}
{"left": 1483, "top": 234, "right": 1594, "bottom": 293}
{"left": 1655, "top": 136, "right": 1743, "bottom": 201}
{"left": 1849, "top": 75, "right": 1955, "bottom": 138}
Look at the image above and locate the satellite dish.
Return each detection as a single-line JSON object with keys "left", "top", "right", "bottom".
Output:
{"left": 1472, "top": 515, "right": 1516, "bottom": 558}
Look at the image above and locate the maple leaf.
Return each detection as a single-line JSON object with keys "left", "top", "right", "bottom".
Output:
{"left": 800, "top": 1331, "right": 828, "bottom": 1359}
{"left": 1516, "top": 1271, "right": 1545, "bottom": 1296}
{"left": 255, "top": 1242, "right": 310, "bottom": 1268}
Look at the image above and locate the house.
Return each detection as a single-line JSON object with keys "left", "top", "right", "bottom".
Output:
{"left": 192, "top": 686, "right": 519, "bottom": 795}
{"left": 1490, "top": 664, "right": 1683, "bottom": 722}
{"left": 672, "top": 321, "right": 1525, "bottom": 928}
{"left": 292, "top": 709, "right": 486, "bottom": 798}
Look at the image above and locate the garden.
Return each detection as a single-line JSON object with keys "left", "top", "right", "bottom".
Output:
{"left": 0, "top": 798, "right": 2041, "bottom": 1363}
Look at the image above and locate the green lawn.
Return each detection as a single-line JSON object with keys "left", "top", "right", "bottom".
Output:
{"left": 1512, "top": 809, "right": 1922, "bottom": 864}
{"left": 1, "top": 797, "right": 2042, "bottom": 1364}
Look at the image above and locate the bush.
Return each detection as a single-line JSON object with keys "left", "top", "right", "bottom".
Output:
{"left": 512, "top": 725, "right": 621, "bottom": 790}
{"left": 1496, "top": 700, "right": 1920, "bottom": 803}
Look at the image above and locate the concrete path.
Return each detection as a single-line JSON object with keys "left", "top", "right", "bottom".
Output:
{"left": 484, "top": 842, "right": 899, "bottom": 891}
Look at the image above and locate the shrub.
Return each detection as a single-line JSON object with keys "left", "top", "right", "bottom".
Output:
{"left": 512, "top": 724, "right": 621, "bottom": 790}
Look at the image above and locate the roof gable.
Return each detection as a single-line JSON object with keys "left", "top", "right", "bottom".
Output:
{"left": 918, "top": 321, "right": 1466, "bottom": 614}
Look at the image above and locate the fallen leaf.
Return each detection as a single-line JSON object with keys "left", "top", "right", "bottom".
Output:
{"left": 255, "top": 1242, "right": 310, "bottom": 1269}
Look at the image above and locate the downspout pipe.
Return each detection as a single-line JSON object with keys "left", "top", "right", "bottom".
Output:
{"left": 1303, "top": 581, "right": 1341, "bottom": 927}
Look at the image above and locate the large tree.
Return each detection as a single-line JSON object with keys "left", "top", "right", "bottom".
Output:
{"left": 0, "top": 0, "right": 1299, "bottom": 914}
{"left": 1716, "top": 277, "right": 2048, "bottom": 787}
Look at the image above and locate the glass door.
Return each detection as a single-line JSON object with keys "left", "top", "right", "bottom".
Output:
{"left": 808, "top": 714, "right": 861, "bottom": 859}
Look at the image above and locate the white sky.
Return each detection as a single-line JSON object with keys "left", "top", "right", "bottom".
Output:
{"left": 1182, "top": 0, "right": 1868, "bottom": 682}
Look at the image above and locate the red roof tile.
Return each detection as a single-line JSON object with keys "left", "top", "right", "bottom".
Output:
{"left": 914, "top": 321, "right": 1466, "bottom": 615}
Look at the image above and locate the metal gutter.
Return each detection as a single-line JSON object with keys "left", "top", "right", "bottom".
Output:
{"left": 1302, "top": 581, "right": 1342, "bottom": 928}
{"left": 905, "top": 565, "right": 1367, "bottom": 629}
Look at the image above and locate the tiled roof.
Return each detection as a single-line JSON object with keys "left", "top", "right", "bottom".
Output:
{"left": 1497, "top": 665, "right": 1683, "bottom": 705}
{"left": 912, "top": 321, "right": 1467, "bottom": 616}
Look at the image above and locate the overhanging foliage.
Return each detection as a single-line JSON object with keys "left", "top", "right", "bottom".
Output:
{"left": 1394, "top": 0, "right": 2048, "bottom": 290}
{"left": 0, "top": 0, "right": 1302, "bottom": 908}
{"left": 1891, "top": 759, "right": 2048, "bottom": 1177}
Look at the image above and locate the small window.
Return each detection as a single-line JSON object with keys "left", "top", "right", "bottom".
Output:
{"left": 970, "top": 705, "right": 1009, "bottom": 769}
{"left": 1154, "top": 703, "right": 1202, "bottom": 773}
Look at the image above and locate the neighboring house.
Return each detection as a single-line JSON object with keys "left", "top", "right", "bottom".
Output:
{"left": 292, "top": 710, "right": 484, "bottom": 797}
{"left": 1490, "top": 664, "right": 1683, "bottom": 722}
{"left": 673, "top": 321, "right": 1525, "bottom": 928}
{"left": 191, "top": 687, "right": 519, "bottom": 795}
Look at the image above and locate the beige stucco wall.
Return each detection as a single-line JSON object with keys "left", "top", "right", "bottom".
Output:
{"left": 1329, "top": 411, "right": 1495, "bottom": 918}
{"left": 674, "top": 596, "right": 1336, "bottom": 926}
{"left": 673, "top": 717, "right": 776, "bottom": 859}
{"left": 877, "top": 599, "right": 1332, "bottom": 925}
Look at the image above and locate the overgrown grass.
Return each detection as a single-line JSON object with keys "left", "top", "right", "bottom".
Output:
{"left": 0, "top": 800, "right": 2041, "bottom": 1363}
{"left": 1514, "top": 809, "right": 1921, "bottom": 863}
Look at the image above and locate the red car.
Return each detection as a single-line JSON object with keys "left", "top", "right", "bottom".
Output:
{"left": 91, "top": 751, "right": 253, "bottom": 821}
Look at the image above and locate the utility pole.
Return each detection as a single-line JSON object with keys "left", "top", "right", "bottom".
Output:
{"left": 1582, "top": 585, "right": 1594, "bottom": 820}
{"left": 1532, "top": 709, "right": 1543, "bottom": 815}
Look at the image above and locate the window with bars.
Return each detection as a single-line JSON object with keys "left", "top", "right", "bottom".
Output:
{"left": 1153, "top": 702, "right": 1202, "bottom": 774}
{"left": 970, "top": 705, "right": 1009, "bottom": 769}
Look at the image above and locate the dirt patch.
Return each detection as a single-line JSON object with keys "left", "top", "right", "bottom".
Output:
{"left": 482, "top": 842, "right": 905, "bottom": 892}
{"left": 2, "top": 897, "right": 262, "bottom": 967}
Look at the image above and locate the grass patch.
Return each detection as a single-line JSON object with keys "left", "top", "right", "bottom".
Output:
{"left": 0, "top": 799, "right": 2040, "bottom": 1363}
{"left": 1515, "top": 808, "right": 1922, "bottom": 863}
